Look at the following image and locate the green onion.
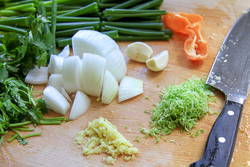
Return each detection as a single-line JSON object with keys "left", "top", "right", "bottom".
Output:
{"left": 102, "top": 30, "right": 119, "bottom": 39}
{"left": 53, "top": 22, "right": 100, "bottom": 30}
{"left": 110, "top": 0, "right": 144, "bottom": 9}
{"left": 0, "top": 25, "right": 27, "bottom": 35}
{"left": 0, "top": 10, "right": 21, "bottom": 17}
{"left": 59, "top": 2, "right": 99, "bottom": 17}
{"left": 51, "top": 16, "right": 100, "bottom": 22}
{"left": 57, "top": 38, "right": 72, "bottom": 48}
{"left": 163, "top": 29, "right": 174, "bottom": 37}
{"left": 0, "top": 17, "right": 27, "bottom": 27}
{"left": 56, "top": 26, "right": 95, "bottom": 37}
{"left": 102, "top": 21, "right": 163, "bottom": 30}
{"left": 50, "top": 0, "right": 57, "bottom": 54}
{"left": 103, "top": 25, "right": 165, "bottom": 36}
{"left": 4, "top": 3, "right": 35, "bottom": 11}
{"left": 115, "top": 35, "right": 170, "bottom": 41}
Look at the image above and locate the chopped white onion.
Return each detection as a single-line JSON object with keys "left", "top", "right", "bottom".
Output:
{"left": 25, "top": 65, "right": 48, "bottom": 84}
{"left": 61, "top": 87, "right": 72, "bottom": 103}
{"left": 118, "top": 76, "right": 144, "bottom": 102}
{"left": 48, "top": 74, "right": 63, "bottom": 91}
{"left": 69, "top": 90, "right": 90, "bottom": 120}
{"left": 43, "top": 86, "right": 70, "bottom": 115}
{"left": 62, "top": 56, "right": 81, "bottom": 94}
{"left": 57, "top": 44, "right": 70, "bottom": 58}
{"left": 80, "top": 53, "right": 106, "bottom": 97}
{"left": 72, "top": 30, "right": 119, "bottom": 58}
{"left": 48, "top": 54, "right": 64, "bottom": 74}
{"left": 102, "top": 70, "right": 118, "bottom": 104}
{"left": 104, "top": 49, "right": 127, "bottom": 82}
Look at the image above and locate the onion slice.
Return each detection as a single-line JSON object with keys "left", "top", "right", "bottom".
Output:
{"left": 48, "top": 74, "right": 63, "bottom": 91}
{"left": 25, "top": 65, "right": 48, "bottom": 84}
{"left": 62, "top": 56, "right": 81, "bottom": 94}
{"left": 61, "top": 87, "right": 72, "bottom": 103}
{"left": 72, "top": 30, "right": 119, "bottom": 58}
{"left": 58, "top": 44, "right": 70, "bottom": 58}
{"left": 80, "top": 53, "right": 106, "bottom": 97}
{"left": 69, "top": 91, "right": 90, "bottom": 120}
{"left": 43, "top": 86, "right": 70, "bottom": 115}
{"left": 118, "top": 76, "right": 144, "bottom": 102}
{"left": 102, "top": 70, "right": 118, "bottom": 104}
{"left": 48, "top": 55, "right": 64, "bottom": 74}
{"left": 104, "top": 49, "right": 127, "bottom": 82}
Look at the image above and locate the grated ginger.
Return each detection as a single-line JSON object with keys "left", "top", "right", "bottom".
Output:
{"left": 74, "top": 117, "right": 138, "bottom": 164}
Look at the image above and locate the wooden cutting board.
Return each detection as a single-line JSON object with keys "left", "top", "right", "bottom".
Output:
{"left": 1, "top": 0, "right": 250, "bottom": 166}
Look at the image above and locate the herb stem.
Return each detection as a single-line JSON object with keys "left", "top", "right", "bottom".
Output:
{"left": 15, "top": 128, "right": 35, "bottom": 131}
{"left": 0, "top": 131, "right": 8, "bottom": 135}
{"left": 0, "top": 136, "right": 4, "bottom": 145}
{"left": 9, "top": 121, "right": 32, "bottom": 128}
{"left": 39, "top": 120, "right": 62, "bottom": 125}
{"left": 21, "top": 132, "right": 43, "bottom": 139}
{"left": 8, "top": 134, "right": 18, "bottom": 142}
{"left": 10, "top": 128, "right": 23, "bottom": 137}
{"left": 42, "top": 117, "right": 65, "bottom": 121}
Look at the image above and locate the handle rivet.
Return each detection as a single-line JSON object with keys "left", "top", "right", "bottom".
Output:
{"left": 227, "top": 110, "right": 234, "bottom": 116}
{"left": 218, "top": 137, "right": 226, "bottom": 143}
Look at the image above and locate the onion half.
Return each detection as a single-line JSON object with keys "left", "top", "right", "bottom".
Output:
{"left": 72, "top": 30, "right": 119, "bottom": 58}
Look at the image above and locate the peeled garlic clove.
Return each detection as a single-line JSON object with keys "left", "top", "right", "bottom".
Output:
{"left": 146, "top": 50, "right": 169, "bottom": 72}
{"left": 125, "top": 42, "right": 153, "bottom": 63}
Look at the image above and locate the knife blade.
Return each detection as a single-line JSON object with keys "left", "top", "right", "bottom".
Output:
{"left": 189, "top": 9, "right": 250, "bottom": 167}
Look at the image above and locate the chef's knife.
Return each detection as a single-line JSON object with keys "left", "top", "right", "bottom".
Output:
{"left": 189, "top": 9, "right": 250, "bottom": 167}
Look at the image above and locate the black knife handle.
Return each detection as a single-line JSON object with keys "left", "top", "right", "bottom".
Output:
{"left": 189, "top": 100, "right": 244, "bottom": 167}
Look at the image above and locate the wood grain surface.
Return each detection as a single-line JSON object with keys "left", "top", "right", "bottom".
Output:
{"left": 1, "top": 0, "right": 250, "bottom": 167}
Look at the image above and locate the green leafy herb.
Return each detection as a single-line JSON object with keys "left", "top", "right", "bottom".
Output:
{"left": 133, "top": 136, "right": 141, "bottom": 143}
{"left": 142, "top": 76, "right": 216, "bottom": 141}
{"left": 16, "top": 136, "right": 28, "bottom": 145}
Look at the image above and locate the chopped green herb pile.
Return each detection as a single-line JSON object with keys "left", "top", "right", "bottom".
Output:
{"left": 141, "top": 76, "right": 216, "bottom": 141}
{"left": 0, "top": 1, "right": 62, "bottom": 146}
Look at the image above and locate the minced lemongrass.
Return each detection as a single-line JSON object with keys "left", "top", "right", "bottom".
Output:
{"left": 62, "top": 55, "right": 81, "bottom": 94}
{"left": 58, "top": 44, "right": 70, "bottom": 58}
{"left": 25, "top": 65, "right": 48, "bottom": 84}
{"left": 141, "top": 76, "right": 216, "bottom": 141}
{"left": 48, "top": 54, "right": 64, "bottom": 74}
{"left": 80, "top": 53, "right": 106, "bottom": 97}
{"left": 43, "top": 85, "right": 70, "bottom": 115}
{"left": 69, "top": 91, "right": 90, "bottom": 120}
{"left": 118, "top": 76, "right": 144, "bottom": 102}
{"left": 61, "top": 87, "right": 72, "bottom": 103}
{"left": 48, "top": 74, "right": 63, "bottom": 92}
{"left": 102, "top": 70, "right": 118, "bottom": 104}
{"left": 104, "top": 49, "right": 127, "bottom": 82}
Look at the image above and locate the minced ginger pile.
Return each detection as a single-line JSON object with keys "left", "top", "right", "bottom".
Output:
{"left": 74, "top": 117, "right": 138, "bottom": 164}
